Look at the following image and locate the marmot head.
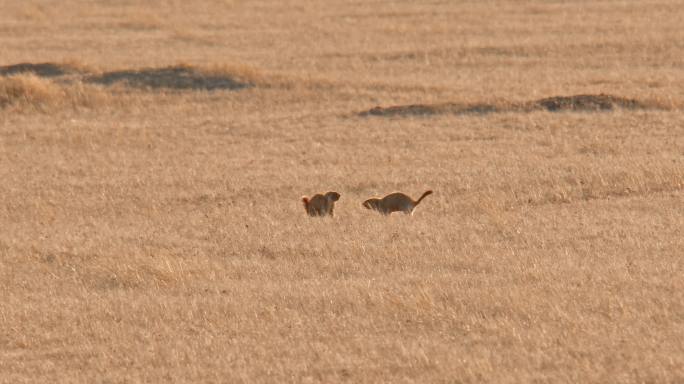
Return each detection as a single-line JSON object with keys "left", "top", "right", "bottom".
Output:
{"left": 325, "top": 191, "right": 341, "bottom": 202}
{"left": 362, "top": 198, "right": 378, "bottom": 210}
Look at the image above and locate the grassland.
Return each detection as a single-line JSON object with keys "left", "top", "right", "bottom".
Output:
{"left": 1, "top": 1, "right": 683, "bottom": 383}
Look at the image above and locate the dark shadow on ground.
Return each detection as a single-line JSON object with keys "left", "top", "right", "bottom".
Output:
{"left": 86, "top": 65, "right": 251, "bottom": 91}
{"left": 534, "top": 94, "right": 645, "bottom": 111}
{"left": 360, "top": 94, "right": 660, "bottom": 117}
{"left": 0, "top": 62, "right": 82, "bottom": 77}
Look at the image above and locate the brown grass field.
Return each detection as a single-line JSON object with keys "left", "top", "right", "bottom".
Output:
{"left": 1, "top": 1, "right": 683, "bottom": 382}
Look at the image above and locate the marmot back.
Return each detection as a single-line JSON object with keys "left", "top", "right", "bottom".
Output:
{"left": 363, "top": 190, "right": 432, "bottom": 215}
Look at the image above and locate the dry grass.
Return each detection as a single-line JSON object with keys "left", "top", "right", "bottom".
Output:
{"left": 1, "top": 1, "right": 683, "bottom": 383}
{"left": 0, "top": 74, "right": 112, "bottom": 112}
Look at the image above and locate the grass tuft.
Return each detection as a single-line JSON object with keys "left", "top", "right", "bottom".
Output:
{"left": 0, "top": 74, "right": 110, "bottom": 111}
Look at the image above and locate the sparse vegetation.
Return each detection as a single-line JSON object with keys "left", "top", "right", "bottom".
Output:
{"left": 0, "top": 74, "right": 110, "bottom": 111}
{"left": 1, "top": 1, "right": 683, "bottom": 383}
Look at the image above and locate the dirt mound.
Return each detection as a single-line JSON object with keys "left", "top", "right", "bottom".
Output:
{"left": 362, "top": 103, "right": 500, "bottom": 117}
{"left": 0, "top": 62, "right": 83, "bottom": 77}
{"left": 87, "top": 65, "right": 251, "bottom": 91}
{"left": 361, "top": 94, "right": 659, "bottom": 117}
{"left": 532, "top": 94, "right": 646, "bottom": 111}
{"left": 0, "top": 62, "right": 256, "bottom": 92}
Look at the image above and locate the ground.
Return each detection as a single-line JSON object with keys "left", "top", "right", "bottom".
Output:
{"left": 1, "top": 1, "right": 683, "bottom": 383}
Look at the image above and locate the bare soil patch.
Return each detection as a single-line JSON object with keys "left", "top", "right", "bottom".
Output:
{"left": 0, "top": 62, "right": 85, "bottom": 78}
{"left": 534, "top": 94, "right": 647, "bottom": 112}
{"left": 86, "top": 65, "right": 252, "bottom": 91}
{"left": 0, "top": 62, "right": 254, "bottom": 93}
{"left": 361, "top": 94, "right": 664, "bottom": 117}
{"left": 0, "top": 62, "right": 257, "bottom": 110}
